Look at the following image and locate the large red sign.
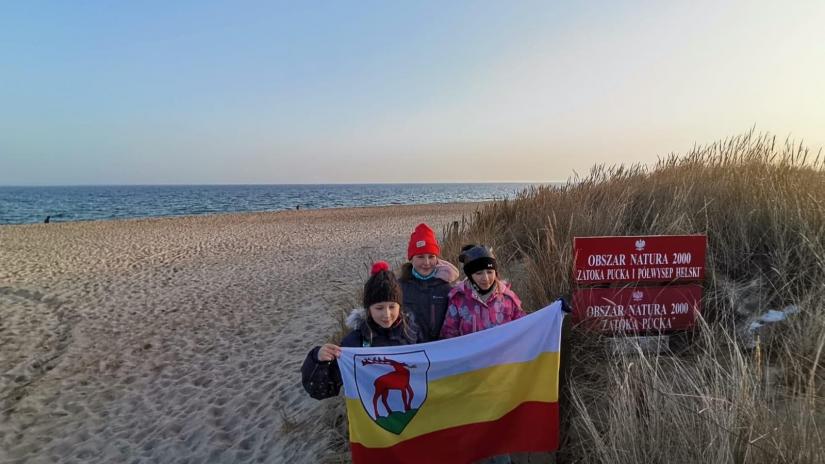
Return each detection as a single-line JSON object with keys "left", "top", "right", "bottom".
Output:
{"left": 572, "top": 285, "right": 702, "bottom": 333}
{"left": 573, "top": 235, "right": 707, "bottom": 284}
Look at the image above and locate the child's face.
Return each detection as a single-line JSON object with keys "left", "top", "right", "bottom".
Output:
{"left": 471, "top": 269, "right": 497, "bottom": 291}
{"left": 369, "top": 301, "right": 400, "bottom": 328}
{"left": 411, "top": 253, "right": 438, "bottom": 276}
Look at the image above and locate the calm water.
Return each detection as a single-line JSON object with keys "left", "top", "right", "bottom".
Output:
{"left": 0, "top": 184, "right": 546, "bottom": 225}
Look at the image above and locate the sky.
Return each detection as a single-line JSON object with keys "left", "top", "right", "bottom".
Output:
{"left": 1, "top": 0, "right": 824, "bottom": 185}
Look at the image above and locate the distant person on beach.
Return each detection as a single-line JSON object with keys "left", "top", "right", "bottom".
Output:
{"left": 397, "top": 223, "right": 459, "bottom": 342}
{"left": 44, "top": 215, "right": 50, "bottom": 223}
{"left": 301, "top": 261, "right": 423, "bottom": 400}
{"left": 440, "top": 244, "right": 526, "bottom": 339}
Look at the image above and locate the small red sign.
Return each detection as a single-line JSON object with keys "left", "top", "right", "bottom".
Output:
{"left": 572, "top": 285, "right": 702, "bottom": 333}
{"left": 573, "top": 235, "right": 706, "bottom": 284}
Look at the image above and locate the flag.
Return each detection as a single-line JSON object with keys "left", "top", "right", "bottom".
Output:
{"left": 338, "top": 300, "right": 565, "bottom": 463}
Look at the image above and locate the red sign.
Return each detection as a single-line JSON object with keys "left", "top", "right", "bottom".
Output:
{"left": 572, "top": 285, "right": 702, "bottom": 333}
{"left": 573, "top": 235, "right": 706, "bottom": 284}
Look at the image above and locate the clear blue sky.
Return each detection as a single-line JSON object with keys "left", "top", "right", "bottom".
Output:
{"left": 2, "top": 1, "right": 823, "bottom": 185}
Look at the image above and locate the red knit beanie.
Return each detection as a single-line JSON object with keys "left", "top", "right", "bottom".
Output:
{"left": 407, "top": 223, "right": 441, "bottom": 260}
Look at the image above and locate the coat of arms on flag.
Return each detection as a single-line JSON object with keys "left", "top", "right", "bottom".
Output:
{"left": 353, "top": 351, "right": 430, "bottom": 434}
{"left": 338, "top": 300, "right": 566, "bottom": 464}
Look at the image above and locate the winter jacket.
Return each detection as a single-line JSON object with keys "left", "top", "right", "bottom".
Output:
{"left": 397, "top": 260, "right": 459, "bottom": 342}
{"left": 440, "top": 279, "right": 526, "bottom": 338}
{"left": 301, "top": 309, "right": 422, "bottom": 400}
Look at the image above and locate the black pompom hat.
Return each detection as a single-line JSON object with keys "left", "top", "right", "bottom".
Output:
{"left": 459, "top": 244, "right": 497, "bottom": 276}
{"left": 363, "top": 261, "right": 403, "bottom": 308}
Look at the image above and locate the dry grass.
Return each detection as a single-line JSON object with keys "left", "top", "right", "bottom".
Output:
{"left": 318, "top": 131, "right": 824, "bottom": 462}
{"left": 440, "top": 130, "right": 825, "bottom": 463}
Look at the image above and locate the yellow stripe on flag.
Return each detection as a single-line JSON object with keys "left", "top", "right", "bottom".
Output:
{"left": 347, "top": 351, "right": 559, "bottom": 448}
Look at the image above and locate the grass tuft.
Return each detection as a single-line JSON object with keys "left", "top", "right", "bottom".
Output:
{"left": 442, "top": 130, "right": 825, "bottom": 463}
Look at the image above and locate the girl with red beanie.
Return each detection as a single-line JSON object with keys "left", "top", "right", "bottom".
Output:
{"left": 301, "top": 261, "right": 423, "bottom": 400}
{"left": 398, "top": 223, "right": 459, "bottom": 342}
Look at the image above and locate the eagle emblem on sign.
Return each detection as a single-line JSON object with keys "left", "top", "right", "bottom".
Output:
{"left": 353, "top": 350, "right": 430, "bottom": 435}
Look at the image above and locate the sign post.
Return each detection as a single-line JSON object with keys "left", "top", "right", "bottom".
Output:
{"left": 572, "top": 235, "right": 707, "bottom": 338}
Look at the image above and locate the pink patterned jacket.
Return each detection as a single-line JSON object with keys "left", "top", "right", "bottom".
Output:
{"left": 440, "top": 279, "right": 526, "bottom": 338}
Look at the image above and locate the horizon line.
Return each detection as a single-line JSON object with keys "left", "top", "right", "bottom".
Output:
{"left": 0, "top": 181, "right": 564, "bottom": 188}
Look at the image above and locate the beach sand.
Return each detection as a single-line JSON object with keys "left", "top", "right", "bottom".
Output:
{"left": 0, "top": 203, "right": 481, "bottom": 463}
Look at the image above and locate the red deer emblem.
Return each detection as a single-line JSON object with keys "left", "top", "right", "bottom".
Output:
{"left": 354, "top": 350, "right": 430, "bottom": 434}
{"left": 361, "top": 357, "right": 416, "bottom": 418}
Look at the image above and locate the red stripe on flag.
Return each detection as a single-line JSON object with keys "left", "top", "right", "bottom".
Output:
{"left": 350, "top": 401, "right": 559, "bottom": 464}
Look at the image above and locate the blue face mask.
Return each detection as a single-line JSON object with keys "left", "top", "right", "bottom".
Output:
{"left": 412, "top": 267, "right": 435, "bottom": 280}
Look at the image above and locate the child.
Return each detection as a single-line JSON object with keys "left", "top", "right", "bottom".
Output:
{"left": 301, "top": 261, "right": 423, "bottom": 400}
{"left": 440, "top": 244, "right": 526, "bottom": 339}
{"left": 398, "top": 223, "right": 459, "bottom": 342}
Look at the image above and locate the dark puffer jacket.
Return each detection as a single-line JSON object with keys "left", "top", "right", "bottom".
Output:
{"left": 397, "top": 262, "right": 457, "bottom": 342}
{"left": 301, "top": 309, "right": 422, "bottom": 400}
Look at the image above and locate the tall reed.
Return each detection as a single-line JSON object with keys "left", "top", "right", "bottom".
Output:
{"left": 441, "top": 130, "right": 824, "bottom": 463}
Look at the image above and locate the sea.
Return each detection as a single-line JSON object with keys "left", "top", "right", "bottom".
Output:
{"left": 0, "top": 183, "right": 548, "bottom": 225}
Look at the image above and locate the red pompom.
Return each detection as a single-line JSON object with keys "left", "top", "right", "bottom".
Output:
{"left": 370, "top": 261, "right": 391, "bottom": 276}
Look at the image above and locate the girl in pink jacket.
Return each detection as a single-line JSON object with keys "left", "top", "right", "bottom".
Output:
{"left": 440, "top": 244, "right": 526, "bottom": 338}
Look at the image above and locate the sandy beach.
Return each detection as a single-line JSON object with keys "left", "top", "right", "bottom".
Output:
{"left": 0, "top": 203, "right": 481, "bottom": 463}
